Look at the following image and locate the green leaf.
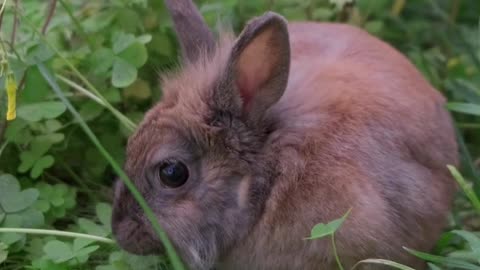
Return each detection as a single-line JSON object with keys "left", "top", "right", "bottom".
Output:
{"left": 0, "top": 209, "right": 5, "bottom": 223}
{"left": 45, "top": 119, "right": 63, "bottom": 132}
{"left": 50, "top": 195, "right": 65, "bottom": 207}
{"left": 306, "top": 209, "right": 351, "bottom": 240}
{"left": 356, "top": 0, "right": 390, "bottom": 15}
{"left": 118, "top": 42, "right": 148, "bottom": 68}
{"left": 313, "top": 8, "right": 334, "bottom": 20}
{"left": 82, "top": 10, "right": 116, "bottom": 33}
{"left": 73, "top": 238, "right": 95, "bottom": 252}
{"left": 18, "top": 153, "right": 36, "bottom": 173}
{"left": 149, "top": 35, "right": 174, "bottom": 57}
{"left": 0, "top": 243, "right": 8, "bottom": 264}
{"left": 447, "top": 165, "right": 480, "bottom": 213}
{"left": 74, "top": 244, "right": 99, "bottom": 258}
{"left": 111, "top": 57, "right": 137, "bottom": 88}
{"left": 51, "top": 207, "right": 67, "bottom": 218}
{"left": 0, "top": 215, "right": 24, "bottom": 245}
{"left": 451, "top": 230, "right": 480, "bottom": 251}
{"left": 43, "top": 240, "right": 74, "bottom": 263}
{"left": 96, "top": 203, "right": 113, "bottom": 229}
{"left": 137, "top": 34, "right": 152, "bottom": 44}
{"left": 405, "top": 247, "right": 480, "bottom": 270}
{"left": 19, "top": 208, "right": 45, "bottom": 228}
{"left": 112, "top": 32, "right": 137, "bottom": 54}
{"left": 104, "top": 88, "right": 122, "bottom": 103}
{"left": 448, "top": 250, "right": 480, "bottom": 263}
{"left": 123, "top": 79, "right": 152, "bottom": 100}
{"left": 89, "top": 48, "right": 116, "bottom": 75}
{"left": 329, "top": 0, "right": 354, "bottom": 10}
{"left": 447, "top": 102, "right": 480, "bottom": 116}
{"left": 35, "top": 199, "right": 51, "bottom": 212}
{"left": 79, "top": 101, "right": 105, "bottom": 121}
{"left": 31, "top": 155, "right": 55, "bottom": 179}
{"left": 428, "top": 263, "right": 442, "bottom": 270}
{"left": 0, "top": 174, "right": 21, "bottom": 196}
{"left": 31, "top": 258, "right": 70, "bottom": 270}
{"left": 0, "top": 188, "right": 39, "bottom": 213}
{"left": 36, "top": 133, "right": 65, "bottom": 144}
{"left": 352, "top": 259, "right": 416, "bottom": 270}
{"left": 26, "top": 44, "right": 55, "bottom": 65}
{"left": 17, "top": 101, "right": 67, "bottom": 122}
{"left": 364, "top": 20, "right": 384, "bottom": 34}
{"left": 78, "top": 218, "right": 109, "bottom": 237}
{"left": 20, "top": 66, "right": 51, "bottom": 103}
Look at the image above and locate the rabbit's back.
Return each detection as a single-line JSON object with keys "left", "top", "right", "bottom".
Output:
{"left": 220, "top": 23, "right": 457, "bottom": 270}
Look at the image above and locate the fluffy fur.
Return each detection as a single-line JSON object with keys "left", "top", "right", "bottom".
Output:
{"left": 111, "top": 4, "right": 458, "bottom": 270}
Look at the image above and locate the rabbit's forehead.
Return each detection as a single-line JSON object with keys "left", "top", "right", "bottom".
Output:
{"left": 125, "top": 111, "right": 213, "bottom": 172}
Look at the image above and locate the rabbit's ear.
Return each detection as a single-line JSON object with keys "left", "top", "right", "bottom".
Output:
{"left": 216, "top": 12, "right": 290, "bottom": 125}
{"left": 164, "top": 0, "right": 215, "bottom": 63}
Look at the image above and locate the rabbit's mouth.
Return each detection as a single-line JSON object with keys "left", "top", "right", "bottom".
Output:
{"left": 112, "top": 215, "right": 165, "bottom": 255}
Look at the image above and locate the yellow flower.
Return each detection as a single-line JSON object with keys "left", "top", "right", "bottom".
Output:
{"left": 5, "top": 74, "right": 17, "bottom": 121}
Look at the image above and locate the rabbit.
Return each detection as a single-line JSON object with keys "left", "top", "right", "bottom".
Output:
{"left": 111, "top": 0, "right": 458, "bottom": 269}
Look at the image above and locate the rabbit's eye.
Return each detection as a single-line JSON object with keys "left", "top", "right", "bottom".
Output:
{"left": 158, "top": 161, "right": 189, "bottom": 188}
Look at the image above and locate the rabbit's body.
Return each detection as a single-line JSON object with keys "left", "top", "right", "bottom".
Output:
{"left": 218, "top": 23, "right": 457, "bottom": 270}
{"left": 111, "top": 3, "right": 457, "bottom": 270}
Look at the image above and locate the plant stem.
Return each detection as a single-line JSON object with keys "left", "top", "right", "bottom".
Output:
{"left": 37, "top": 62, "right": 186, "bottom": 270}
{"left": 56, "top": 74, "right": 136, "bottom": 130}
{"left": 56, "top": 74, "right": 104, "bottom": 104}
{"left": 42, "top": 0, "right": 57, "bottom": 34}
{"left": 10, "top": 0, "right": 18, "bottom": 46}
{"left": 0, "top": 228, "right": 115, "bottom": 243}
{"left": 331, "top": 233, "right": 344, "bottom": 270}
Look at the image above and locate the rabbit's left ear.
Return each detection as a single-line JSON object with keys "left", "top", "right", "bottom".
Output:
{"left": 214, "top": 12, "right": 290, "bottom": 124}
{"left": 164, "top": 0, "right": 215, "bottom": 63}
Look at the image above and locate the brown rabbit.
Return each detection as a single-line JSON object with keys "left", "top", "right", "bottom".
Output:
{"left": 111, "top": 0, "right": 458, "bottom": 269}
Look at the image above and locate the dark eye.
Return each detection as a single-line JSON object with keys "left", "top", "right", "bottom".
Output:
{"left": 158, "top": 161, "right": 189, "bottom": 188}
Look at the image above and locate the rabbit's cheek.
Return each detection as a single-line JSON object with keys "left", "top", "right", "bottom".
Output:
{"left": 237, "top": 175, "right": 252, "bottom": 208}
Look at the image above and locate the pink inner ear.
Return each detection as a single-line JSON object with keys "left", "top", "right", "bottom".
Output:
{"left": 235, "top": 29, "right": 275, "bottom": 111}
{"left": 236, "top": 70, "right": 255, "bottom": 109}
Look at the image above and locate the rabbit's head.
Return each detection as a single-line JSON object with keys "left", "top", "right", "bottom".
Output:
{"left": 111, "top": 1, "right": 290, "bottom": 268}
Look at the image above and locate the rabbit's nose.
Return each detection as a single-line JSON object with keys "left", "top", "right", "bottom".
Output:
{"left": 111, "top": 213, "right": 165, "bottom": 255}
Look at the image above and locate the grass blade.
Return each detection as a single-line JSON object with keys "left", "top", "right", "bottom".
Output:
{"left": 448, "top": 165, "right": 480, "bottom": 214}
{"left": 447, "top": 103, "right": 480, "bottom": 116}
{"left": 405, "top": 247, "right": 480, "bottom": 270}
{"left": 352, "top": 259, "right": 416, "bottom": 270}
{"left": 0, "top": 228, "right": 114, "bottom": 244}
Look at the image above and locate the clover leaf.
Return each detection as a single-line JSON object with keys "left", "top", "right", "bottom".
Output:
{"left": 17, "top": 101, "right": 66, "bottom": 122}
{"left": 0, "top": 174, "right": 39, "bottom": 213}
{"left": 96, "top": 202, "right": 112, "bottom": 231}
{"left": 111, "top": 57, "right": 137, "bottom": 88}
{"left": 305, "top": 209, "right": 351, "bottom": 240}
{"left": 43, "top": 240, "right": 75, "bottom": 263}
{"left": 43, "top": 239, "right": 99, "bottom": 264}
{"left": 0, "top": 242, "right": 8, "bottom": 264}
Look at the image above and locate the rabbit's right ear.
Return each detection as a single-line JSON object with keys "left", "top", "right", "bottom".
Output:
{"left": 213, "top": 12, "right": 290, "bottom": 126}
{"left": 164, "top": 0, "right": 215, "bottom": 63}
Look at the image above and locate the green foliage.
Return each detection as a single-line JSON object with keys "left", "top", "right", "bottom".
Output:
{"left": 0, "top": 0, "right": 479, "bottom": 269}
{"left": 306, "top": 209, "right": 350, "bottom": 240}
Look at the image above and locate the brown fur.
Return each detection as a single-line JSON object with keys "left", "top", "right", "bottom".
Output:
{"left": 111, "top": 4, "right": 458, "bottom": 270}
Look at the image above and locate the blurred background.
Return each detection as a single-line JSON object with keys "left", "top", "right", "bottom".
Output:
{"left": 0, "top": 0, "right": 479, "bottom": 269}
